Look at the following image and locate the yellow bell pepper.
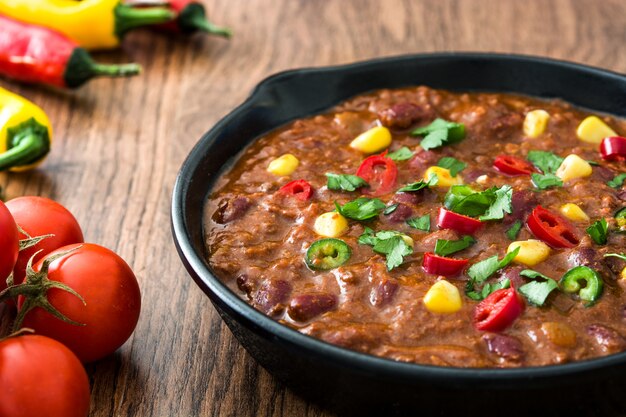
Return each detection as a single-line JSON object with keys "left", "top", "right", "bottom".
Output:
{"left": 0, "top": 0, "right": 175, "bottom": 50}
{"left": 0, "top": 87, "right": 52, "bottom": 172}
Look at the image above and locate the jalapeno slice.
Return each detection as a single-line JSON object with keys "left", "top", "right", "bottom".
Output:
{"left": 305, "top": 238, "right": 352, "bottom": 270}
{"left": 616, "top": 207, "right": 626, "bottom": 232}
{"left": 559, "top": 266, "right": 603, "bottom": 304}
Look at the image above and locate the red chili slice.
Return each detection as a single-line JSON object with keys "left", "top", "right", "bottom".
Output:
{"left": 356, "top": 154, "right": 398, "bottom": 196}
{"left": 493, "top": 155, "right": 536, "bottom": 176}
{"left": 526, "top": 206, "right": 580, "bottom": 248}
{"left": 437, "top": 207, "right": 483, "bottom": 235}
{"left": 474, "top": 287, "right": 525, "bottom": 332}
{"left": 279, "top": 180, "right": 313, "bottom": 201}
{"left": 422, "top": 252, "right": 468, "bottom": 276}
{"left": 600, "top": 136, "right": 626, "bottom": 162}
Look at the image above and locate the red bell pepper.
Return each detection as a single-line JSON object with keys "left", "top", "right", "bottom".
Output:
{"left": 437, "top": 207, "right": 483, "bottom": 235}
{"left": 422, "top": 252, "right": 468, "bottom": 276}
{"left": 493, "top": 155, "right": 536, "bottom": 176}
{"left": 356, "top": 154, "right": 398, "bottom": 196}
{"left": 526, "top": 206, "right": 579, "bottom": 248}
{"left": 0, "top": 15, "right": 140, "bottom": 89}
{"left": 600, "top": 136, "right": 626, "bottom": 162}
{"left": 279, "top": 180, "right": 313, "bottom": 201}
{"left": 473, "top": 287, "right": 524, "bottom": 332}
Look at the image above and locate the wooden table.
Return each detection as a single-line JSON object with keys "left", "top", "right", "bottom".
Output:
{"left": 1, "top": 0, "right": 625, "bottom": 415}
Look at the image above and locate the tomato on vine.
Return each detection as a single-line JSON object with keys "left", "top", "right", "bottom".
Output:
{"left": 0, "top": 201, "right": 18, "bottom": 284}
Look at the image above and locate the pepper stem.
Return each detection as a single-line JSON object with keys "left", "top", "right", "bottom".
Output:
{"left": 64, "top": 48, "right": 142, "bottom": 88}
{"left": 0, "top": 119, "right": 50, "bottom": 171}
{"left": 114, "top": 3, "right": 175, "bottom": 38}
{"left": 179, "top": 3, "right": 232, "bottom": 37}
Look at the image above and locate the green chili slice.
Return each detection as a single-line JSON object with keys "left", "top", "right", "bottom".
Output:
{"left": 559, "top": 266, "right": 603, "bottom": 305}
{"left": 616, "top": 207, "right": 626, "bottom": 232}
{"left": 305, "top": 238, "right": 352, "bottom": 270}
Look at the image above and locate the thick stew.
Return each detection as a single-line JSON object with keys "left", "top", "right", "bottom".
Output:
{"left": 205, "top": 86, "right": 626, "bottom": 368}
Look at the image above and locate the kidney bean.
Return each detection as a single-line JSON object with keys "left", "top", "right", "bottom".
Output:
{"left": 213, "top": 196, "right": 251, "bottom": 224}
{"left": 383, "top": 203, "right": 413, "bottom": 223}
{"left": 288, "top": 293, "right": 337, "bottom": 322}
{"left": 587, "top": 324, "right": 626, "bottom": 353}
{"left": 370, "top": 278, "right": 398, "bottom": 307}
{"left": 567, "top": 246, "right": 612, "bottom": 279}
{"left": 254, "top": 279, "right": 292, "bottom": 316}
{"left": 236, "top": 274, "right": 256, "bottom": 299}
{"left": 617, "top": 190, "right": 626, "bottom": 201}
{"left": 462, "top": 169, "right": 487, "bottom": 183}
{"left": 591, "top": 165, "right": 615, "bottom": 182}
{"left": 409, "top": 149, "right": 438, "bottom": 171}
{"left": 482, "top": 333, "right": 525, "bottom": 361}
{"left": 487, "top": 112, "right": 523, "bottom": 139}
{"left": 377, "top": 102, "right": 434, "bottom": 129}
{"left": 498, "top": 266, "right": 524, "bottom": 289}
{"left": 504, "top": 190, "right": 539, "bottom": 224}
{"left": 392, "top": 192, "right": 423, "bottom": 206}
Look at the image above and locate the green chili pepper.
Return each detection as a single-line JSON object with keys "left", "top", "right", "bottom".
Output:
{"left": 616, "top": 207, "right": 626, "bottom": 232}
{"left": 305, "top": 238, "right": 352, "bottom": 270}
{"left": 559, "top": 266, "right": 603, "bottom": 305}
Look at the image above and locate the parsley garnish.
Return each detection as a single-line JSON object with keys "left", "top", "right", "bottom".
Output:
{"left": 437, "top": 157, "right": 467, "bottom": 177}
{"left": 384, "top": 204, "right": 399, "bottom": 215}
{"left": 387, "top": 147, "right": 414, "bottom": 161}
{"left": 443, "top": 185, "right": 513, "bottom": 220}
{"left": 407, "top": 214, "right": 430, "bottom": 232}
{"left": 518, "top": 269, "right": 559, "bottom": 306}
{"left": 434, "top": 235, "right": 475, "bottom": 257}
{"left": 358, "top": 227, "right": 413, "bottom": 270}
{"left": 397, "top": 174, "right": 438, "bottom": 192}
{"left": 608, "top": 173, "right": 626, "bottom": 189}
{"left": 586, "top": 218, "right": 608, "bottom": 245}
{"left": 326, "top": 173, "right": 368, "bottom": 192}
{"left": 506, "top": 220, "right": 523, "bottom": 240}
{"left": 478, "top": 279, "right": 511, "bottom": 300}
{"left": 411, "top": 118, "right": 466, "bottom": 150}
{"left": 465, "top": 248, "right": 520, "bottom": 300}
{"left": 605, "top": 253, "right": 626, "bottom": 261}
{"left": 527, "top": 151, "right": 564, "bottom": 190}
{"left": 531, "top": 173, "right": 563, "bottom": 190}
{"left": 335, "top": 198, "right": 385, "bottom": 221}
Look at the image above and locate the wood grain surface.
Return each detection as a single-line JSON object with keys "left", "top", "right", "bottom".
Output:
{"left": 1, "top": 0, "right": 625, "bottom": 415}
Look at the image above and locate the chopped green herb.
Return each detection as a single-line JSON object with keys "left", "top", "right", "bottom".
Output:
{"left": 465, "top": 248, "right": 520, "bottom": 299}
{"left": 437, "top": 157, "right": 467, "bottom": 177}
{"left": 358, "top": 227, "right": 413, "bottom": 270}
{"left": 335, "top": 198, "right": 385, "bottom": 221}
{"left": 387, "top": 147, "right": 414, "bottom": 161}
{"left": 384, "top": 204, "right": 399, "bottom": 215}
{"left": 587, "top": 160, "right": 600, "bottom": 166}
{"left": 531, "top": 173, "right": 563, "bottom": 190}
{"left": 586, "top": 218, "right": 608, "bottom": 245}
{"left": 325, "top": 173, "right": 368, "bottom": 192}
{"left": 407, "top": 214, "right": 430, "bottom": 232}
{"left": 605, "top": 253, "right": 626, "bottom": 261}
{"left": 479, "top": 185, "right": 513, "bottom": 221}
{"left": 443, "top": 185, "right": 513, "bottom": 220}
{"left": 411, "top": 118, "right": 466, "bottom": 150}
{"left": 434, "top": 235, "right": 475, "bottom": 257}
{"left": 477, "top": 279, "right": 511, "bottom": 300}
{"left": 519, "top": 280, "right": 559, "bottom": 306}
{"left": 608, "top": 173, "right": 626, "bottom": 189}
{"left": 527, "top": 151, "right": 564, "bottom": 174}
{"left": 397, "top": 174, "right": 438, "bottom": 192}
{"left": 506, "top": 220, "right": 523, "bottom": 240}
{"left": 520, "top": 269, "right": 552, "bottom": 280}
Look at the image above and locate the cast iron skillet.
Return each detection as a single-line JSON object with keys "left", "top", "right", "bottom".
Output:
{"left": 171, "top": 53, "right": 626, "bottom": 416}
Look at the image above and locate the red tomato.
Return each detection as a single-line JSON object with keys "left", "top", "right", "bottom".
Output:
{"left": 6, "top": 196, "right": 84, "bottom": 286}
{"left": 0, "top": 334, "right": 90, "bottom": 417}
{"left": 422, "top": 252, "right": 468, "bottom": 276}
{"left": 474, "top": 287, "right": 525, "bottom": 332}
{"left": 600, "top": 136, "right": 626, "bottom": 161}
{"left": 356, "top": 154, "right": 398, "bottom": 196}
{"left": 526, "top": 205, "right": 579, "bottom": 248}
{"left": 0, "top": 201, "right": 19, "bottom": 283}
{"left": 437, "top": 207, "right": 483, "bottom": 235}
{"left": 18, "top": 243, "right": 141, "bottom": 363}
{"left": 493, "top": 155, "right": 536, "bottom": 176}
{"left": 279, "top": 179, "right": 313, "bottom": 201}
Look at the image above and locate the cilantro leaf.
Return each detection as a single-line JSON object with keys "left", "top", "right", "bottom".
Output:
{"left": 411, "top": 118, "right": 466, "bottom": 151}
{"left": 519, "top": 280, "right": 558, "bottom": 306}
{"left": 481, "top": 279, "right": 511, "bottom": 300}
{"left": 407, "top": 214, "right": 430, "bottom": 232}
{"left": 608, "top": 173, "right": 626, "bottom": 189}
{"left": 466, "top": 247, "right": 520, "bottom": 298}
{"left": 383, "top": 204, "right": 399, "bottom": 215}
{"left": 506, "top": 220, "right": 523, "bottom": 240}
{"left": 519, "top": 269, "right": 553, "bottom": 280}
{"left": 434, "top": 235, "right": 475, "bottom": 257}
{"left": 531, "top": 173, "right": 563, "bottom": 190}
{"left": 335, "top": 198, "right": 385, "bottom": 221}
{"left": 479, "top": 185, "right": 513, "bottom": 221}
{"left": 387, "top": 147, "right": 414, "bottom": 161}
{"left": 437, "top": 157, "right": 467, "bottom": 177}
{"left": 397, "top": 174, "right": 438, "bottom": 192}
{"left": 357, "top": 227, "right": 378, "bottom": 245}
{"left": 444, "top": 185, "right": 512, "bottom": 220}
{"left": 527, "top": 151, "right": 564, "bottom": 174}
{"left": 586, "top": 218, "right": 608, "bottom": 245}
{"left": 605, "top": 253, "right": 626, "bottom": 261}
{"left": 326, "top": 173, "right": 368, "bottom": 192}
{"left": 358, "top": 228, "right": 413, "bottom": 270}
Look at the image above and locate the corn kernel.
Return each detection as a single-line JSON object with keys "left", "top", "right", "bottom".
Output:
{"left": 621, "top": 267, "right": 626, "bottom": 280}
{"left": 349, "top": 126, "right": 392, "bottom": 153}
{"left": 401, "top": 234, "right": 414, "bottom": 248}
{"left": 559, "top": 203, "right": 589, "bottom": 222}
{"left": 555, "top": 154, "right": 592, "bottom": 182}
{"left": 267, "top": 154, "right": 299, "bottom": 176}
{"left": 523, "top": 109, "right": 550, "bottom": 138}
{"left": 541, "top": 322, "right": 576, "bottom": 347}
{"left": 314, "top": 212, "right": 348, "bottom": 237}
{"left": 423, "top": 280, "right": 462, "bottom": 314}
{"left": 508, "top": 239, "right": 551, "bottom": 266}
{"left": 424, "top": 166, "right": 463, "bottom": 187}
{"left": 576, "top": 116, "right": 617, "bottom": 144}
